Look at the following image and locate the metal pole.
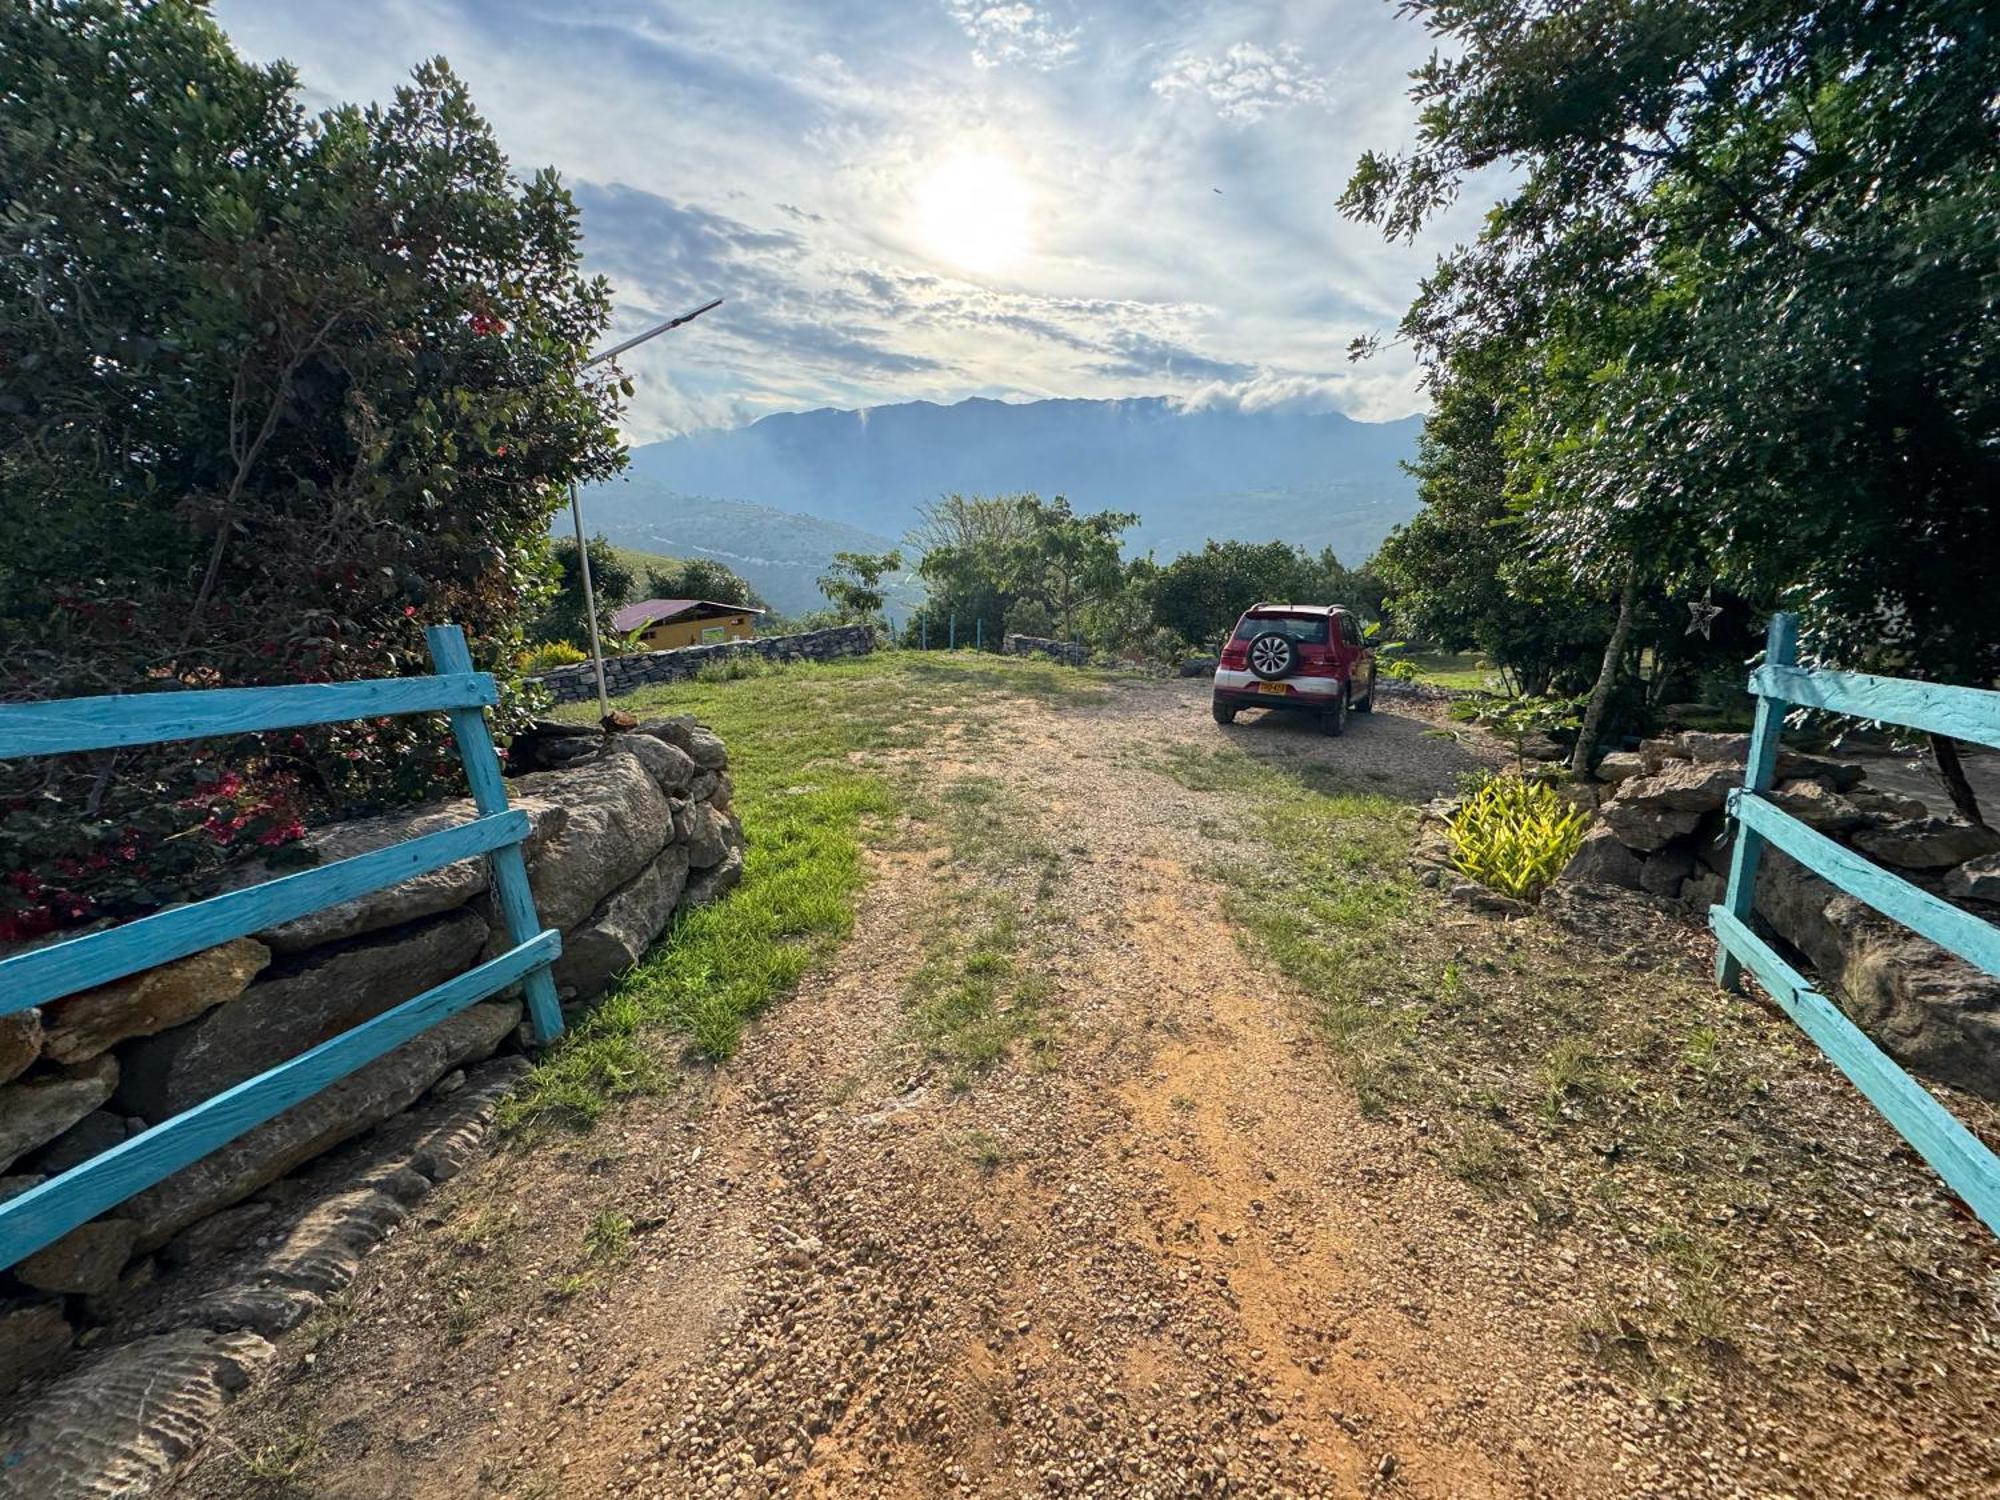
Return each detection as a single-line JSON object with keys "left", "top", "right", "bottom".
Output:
{"left": 921, "top": 617, "right": 929, "bottom": 652}
{"left": 976, "top": 618, "right": 983, "bottom": 651}
{"left": 570, "top": 484, "right": 611, "bottom": 722}
{"left": 949, "top": 614, "right": 956, "bottom": 650}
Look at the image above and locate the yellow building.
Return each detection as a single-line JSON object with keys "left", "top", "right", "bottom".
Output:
{"left": 612, "top": 598, "right": 765, "bottom": 651}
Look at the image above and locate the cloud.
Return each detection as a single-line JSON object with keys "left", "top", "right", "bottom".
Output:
{"left": 1151, "top": 43, "right": 1329, "bottom": 124}
{"left": 943, "top": 2, "right": 1080, "bottom": 70}
{"left": 1175, "top": 369, "right": 1424, "bottom": 424}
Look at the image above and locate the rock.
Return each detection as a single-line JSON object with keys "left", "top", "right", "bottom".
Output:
{"left": 256, "top": 1187, "right": 410, "bottom": 1297}
{"left": 552, "top": 846, "right": 690, "bottom": 999}
{"left": 0, "top": 1057, "right": 118, "bottom": 1174}
{"left": 0, "top": 1176, "right": 43, "bottom": 1203}
{"left": 0, "top": 1300, "right": 73, "bottom": 1398}
{"left": 688, "top": 769, "right": 721, "bottom": 804}
{"left": 41, "top": 938, "right": 270, "bottom": 1066}
{"left": 1679, "top": 868, "right": 1726, "bottom": 913}
{"left": 1756, "top": 852, "right": 2000, "bottom": 1099}
{"left": 1599, "top": 802, "right": 1703, "bottom": 853}
{"left": 248, "top": 796, "right": 567, "bottom": 953}
{"left": 116, "top": 910, "right": 488, "bottom": 1122}
{"left": 1593, "top": 752, "right": 1644, "bottom": 785}
{"left": 1777, "top": 750, "right": 1866, "bottom": 792}
{"left": 1852, "top": 818, "right": 2000, "bottom": 872}
{"left": 636, "top": 716, "right": 729, "bottom": 771}
{"left": 685, "top": 803, "right": 730, "bottom": 871}
{"left": 1637, "top": 737, "right": 1686, "bottom": 775}
{"left": 1178, "top": 656, "right": 1220, "bottom": 678}
{"left": 1678, "top": 731, "right": 1750, "bottom": 763}
{"left": 15, "top": 1219, "right": 138, "bottom": 1295}
{"left": 708, "top": 772, "right": 735, "bottom": 812}
{"left": 1849, "top": 788, "right": 1930, "bottom": 821}
{"left": 122, "top": 1000, "right": 519, "bottom": 1251}
{"left": 1443, "top": 877, "right": 1531, "bottom": 917}
{"left": 79, "top": 1256, "right": 157, "bottom": 1326}
{"left": 1639, "top": 846, "right": 1697, "bottom": 900}
{"left": 27, "top": 1110, "right": 131, "bottom": 1175}
{"left": 0, "top": 1012, "right": 42, "bottom": 1087}
{"left": 681, "top": 847, "right": 744, "bottom": 911}
{"left": 511, "top": 753, "right": 676, "bottom": 933}
{"left": 159, "top": 1202, "right": 280, "bottom": 1271}
{"left": 1611, "top": 759, "right": 1742, "bottom": 814}
{"left": 615, "top": 733, "right": 696, "bottom": 797}
{"left": 1559, "top": 826, "right": 1644, "bottom": 889}
{"left": 1766, "top": 779, "right": 1869, "bottom": 833}
{"left": 0, "top": 1328, "right": 274, "bottom": 1497}
{"left": 1946, "top": 852, "right": 2000, "bottom": 904}
{"left": 1519, "top": 733, "right": 1566, "bottom": 763}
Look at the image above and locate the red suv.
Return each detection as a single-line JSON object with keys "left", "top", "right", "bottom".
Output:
{"left": 1211, "top": 603, "right": 1376, "bottom": 736}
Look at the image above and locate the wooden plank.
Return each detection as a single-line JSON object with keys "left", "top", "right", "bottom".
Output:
{"left": 0, "top": 810, "right": 530, "bottom": 1015}
{"left": 1732, "top": 792, "right": 2000, "bottom": 979}
{"left": 425, "top": 625, "right": 565, "bottom": 1044}
{"left": 0, "top": 674, "right": 498, "bottom": 758}
{"left": 1718, "top": 612, "right": 1797, "bottom": 990}
{"left": 0, "top": 929, "right": 559, "bottom": 1270}
{"left": 1751, "top": 664, "right": 2000, "bottom": 752}
{"left": 1708, "top": 908, "right": 2000, "bottom": 1235}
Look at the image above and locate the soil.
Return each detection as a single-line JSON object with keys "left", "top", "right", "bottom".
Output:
{"left": 176, "top": 681, "right": 2000, "bottom": 1499}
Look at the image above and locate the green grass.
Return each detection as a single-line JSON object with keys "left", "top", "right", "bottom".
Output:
{"left": 1396, "top": 650, "right": 1501, "bottom": 693}
{"left": 502, "top": 652, "right": 1106, "bottom": 1132}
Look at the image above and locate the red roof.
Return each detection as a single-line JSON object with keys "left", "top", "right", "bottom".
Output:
{"left": 610, "top": 598, "right": 764, "bottom": 633}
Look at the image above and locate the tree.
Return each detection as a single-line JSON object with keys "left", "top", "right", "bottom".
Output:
{"left": 1344, "top": 0, "right": 2000, "bottom": 777}
{"left": 1009, "top": 497, "right": 1136, "bottom": 645}
{"left": 0, "top": 3, "right": 624, "bottom": 938}
{"left": 1149, "top": 539, "right": 1382, "bottom": 649}
{"left": 642, "top": 559, "right": 762, "bottom": 610}
{"left": 531, "top": 536, "right": 635, "bottom": 647}
{"left": 818, "top": 550, "right": 904, "bottom": 620}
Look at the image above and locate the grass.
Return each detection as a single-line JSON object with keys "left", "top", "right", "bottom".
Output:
{"left": 906, "top": 890, "right": 1058, "bottom": 1087}
{"left": 503, "top": 651, "right": 1106, "bottom": 1132}
{"left": 583, "top": 1208, "right": 633, "bottom": 1262}
{"left": 238, "top": 1425, "right": 321, "bottom": 1485}
{"left": 1395, "top": 650, "right": 1501, "bottom": 693}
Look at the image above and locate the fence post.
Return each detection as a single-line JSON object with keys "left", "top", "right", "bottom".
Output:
{"left": 976, "top": 618, "right": 983, "bottom": 651}
{"left": 949, "top": 614, "right": 956, "bottom": 650}
{"left": 1716, "top": 611, "right": 1798, "bottom": 991}
{"left": 921, "top": 617, "right": 929, "bottom": 652}
{"left": 425, "top": 625, "right": 565, "bottom": 1043}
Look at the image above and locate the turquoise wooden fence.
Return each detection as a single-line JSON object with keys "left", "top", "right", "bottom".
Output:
{"left": 0, "top": 625, "right": 561, "bottom": 1269}
{"left": 1712, "top": 612, "right": 2000, "bottom": 1235}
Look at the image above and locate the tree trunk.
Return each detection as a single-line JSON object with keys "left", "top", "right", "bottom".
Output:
{"left": 1569, "top": 570, "right": 1639, "bottom": 778}
{"left": 1930, "top": 733, "right": 1986, "bottom": 828}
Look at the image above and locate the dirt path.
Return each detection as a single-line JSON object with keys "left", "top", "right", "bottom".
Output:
{"left": 177, "top": 682, "right": 1999, "bottom": 1498}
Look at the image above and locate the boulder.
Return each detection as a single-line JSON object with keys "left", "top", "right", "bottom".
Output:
{"left": 689, "top": 769, "right": 721, "bottom": 803}
{"left": 248, "top": 796, "right": 567, "bottom": 953}
{"left": 1599, "top": 801, "right": 1703, "bottom": 853}
{"left": 511, "top": 753, "right": 675, "bottom": 933}
{"left": 1593, "top": 751, "right": 1644, "bottom": 786}
{"left": 1639, "top": 846, "right": 1697, "bottom": 901}
{"left": 1777, "top": 750, "right": 1866, "bottom": 792}
{"left": 0, "top": 1300, "right": 74, "bottom": 1398}
{"left": 1946, "top": 852, "right": 2000, "bottom": 904}
{"left": 1849, "top": 788, "right": 1930, "bottom": 821}
{"left": 615, "top": 734, "right": 696, "bottom": 797}
{"left": 122, "top": 999, "right": 519, "bottom": 1251}
{"left": 707, "top": 771, "right": 734, "bottom": 812}
{"left": 552, "top": 846, "right": 691, "bottom": 999}
{"left": 0, "top": 1056, "right": 118, "bottom": 1173}
{"left": 681, "top": 847, "right": 744, "bottom": 911}
{"left": 0, "top": 1011, "right": 42, "bottom": 1086}
{"left": 1611, "top": 759, "right": 1742, "bottom": 814}
{"left": 1519, "top": 733, "right": 1566, "bottom": 763}
{"left": 0, "top": 1175, "right": 43, "bottom": 1202}
{"left": 27, "top": 1109, "right": 133, "bottom": 1175}
{"left": 636, "top": 716, "right": 729, "bottom": 771}
{"left": 1637, "top": 737, "right": 1687, "bottom": 775}
{"left": 15, "top": 1218, "right": 138, "bottom": 1295}
{"left": 1560, "top": 825, "right": 1645, "bottom": 890}
{"left": 158, "top": 1202, "right": 280, "bottom": 1271}
{"left": 41, "top": 938, "right": 270, "bottom": 1066}
{"left": 1852, "top": 818, "right": 2000, "bottom": 872}
{"left": 685, "top": 803, "right": 730, "bottom": 870}
{"left": 1766, "top": 779, "right": 1869, "bottom": 834}
{"left": 1679, "top": 731, "right": 1750, "bottom": 764}
{"left": 1679, "top": 868, "right": 1726, "bottom": 913}
{"left": 116, "top": 909, "right": 488, "bottom": 1122}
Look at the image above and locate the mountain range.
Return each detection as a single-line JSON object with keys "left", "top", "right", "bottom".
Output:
{"left": 575, "top": 396, "right": 1423, "bottom": 616}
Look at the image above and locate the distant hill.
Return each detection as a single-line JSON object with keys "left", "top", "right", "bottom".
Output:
{"left": 575, "top": 394, "right": 1424, "bottom": 615}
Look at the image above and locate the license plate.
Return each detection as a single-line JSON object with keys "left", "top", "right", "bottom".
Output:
{"left": 1257, "top": 682, "right": 1288, "bottom": 696}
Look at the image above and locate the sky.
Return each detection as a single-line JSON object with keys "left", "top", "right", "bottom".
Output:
{"left": 212, "top": 1, "right": 1489, "bottom": 444}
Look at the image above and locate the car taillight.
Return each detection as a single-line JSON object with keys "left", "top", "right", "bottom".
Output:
{"left": 1298, "top": 650, "right": 1338, "bottom": 677}
{"left": 1220, "top": 644, "right": 1248, "bottom": 667}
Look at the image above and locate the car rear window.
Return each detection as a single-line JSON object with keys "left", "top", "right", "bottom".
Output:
{"left": 1233, "top": 614, "right": 1329, "bottom": 645}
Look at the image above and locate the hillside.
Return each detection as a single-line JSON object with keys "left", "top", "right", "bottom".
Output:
{"left": 577, "top": 396, "right": 1424, "bottom": 613}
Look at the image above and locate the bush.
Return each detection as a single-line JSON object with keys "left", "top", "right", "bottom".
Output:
{"left": 1447, "top": 776, "right": 1590, "bottom": 902}
{"left": 520, "top": 641, "right": 588, "bottom": 674}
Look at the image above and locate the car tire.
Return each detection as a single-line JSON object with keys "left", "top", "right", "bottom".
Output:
{"left": 1353, "top": 678, "right": 1374, "bottom": 713}
{"left": 1320, "top": 692, "right": 1348, "bottom": 737}
{"left": 1246, "top": 631, "right": 1297, "bottom": 681}
{"left": 1212, "top": 700, "right": 1237, "bottom": 726}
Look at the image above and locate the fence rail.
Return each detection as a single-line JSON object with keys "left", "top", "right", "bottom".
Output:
{"left": 0, "top": 625, "right": 561, "bottom": 1269}
{"left": 1712, "top": 612, "right": 2000, "bottom": 1235}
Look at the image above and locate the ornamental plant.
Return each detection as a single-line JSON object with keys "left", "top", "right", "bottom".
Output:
{"left": 1447, "top": 775, "right": 1591, "bottom": 903}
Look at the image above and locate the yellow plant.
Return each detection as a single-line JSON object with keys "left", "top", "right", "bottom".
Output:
{"left": 1447, "top": 774, "right": 1590, "bottom": 901}
{"left": 519, "top": 640, "right": 587, "bottom": 674}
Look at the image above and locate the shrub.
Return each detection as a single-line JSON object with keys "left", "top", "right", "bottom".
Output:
{"left": 520, "top": 641, "right": 588, "bottom": 674}
{"left": 1447, "top": 775, "right": 1590, "bottom": 902}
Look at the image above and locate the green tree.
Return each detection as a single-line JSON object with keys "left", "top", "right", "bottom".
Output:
{"left": 642, "top": 558, "right": 762, "bottom": 610}
{"left": 0, "top": 3, "right": 624, "bottom": 937}
{"left": 1009, "top": 496, "right": 1136, "bottom": 645}
{"left": 532, "top": 536, "right": 635, "bottom": 647}
{"left": 1344, "top": 0, "right": 2000, "bottom": 784}
{"left": 818, "top": 550, "right": 904, "bottom": 620}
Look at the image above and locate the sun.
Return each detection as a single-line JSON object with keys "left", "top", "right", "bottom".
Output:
{"left": 911, "top": 149, "right": 1033, "bottom": 275}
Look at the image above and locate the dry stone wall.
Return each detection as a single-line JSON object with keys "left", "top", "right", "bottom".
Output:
{"left": 528, "top": 623, "right": 876, "bottom": 704}
{"left": 0, "top": 716, "right": 745, "bottom": 1410}
{"left": 1001, "top": 634, "right": 1088, "bottom": 665}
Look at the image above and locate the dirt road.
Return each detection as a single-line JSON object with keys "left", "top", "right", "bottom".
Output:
{"left": 179, "top": 679, "right": 2000, "bottom": 1498}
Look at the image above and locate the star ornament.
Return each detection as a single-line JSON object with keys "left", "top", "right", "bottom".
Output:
{"left": 1686, "top": 595, "right": 1723, "bottom": 639}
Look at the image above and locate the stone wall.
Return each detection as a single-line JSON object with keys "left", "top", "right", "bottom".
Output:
{"left": 0, "top": 716, "right": 745, "bottom": 1400}
{"left": 1001, "top": 634, "right": 1087, "bottom": 666}
{"left": 1556, "top": 730, "right": 2000, "bottom": 1098}
{"left": 528, "top": 624, "right": 877, "bottom": 704}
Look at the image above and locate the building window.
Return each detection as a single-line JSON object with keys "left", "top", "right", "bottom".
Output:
{"left": 701, "top": 625, "right": 727, "bottom": 643}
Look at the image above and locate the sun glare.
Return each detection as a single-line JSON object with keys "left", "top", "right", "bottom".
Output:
{"left": 911, "top": 149, "right": 1032, "bottom": 276}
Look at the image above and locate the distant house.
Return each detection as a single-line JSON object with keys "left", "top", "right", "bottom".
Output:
{"left": 610, "top": 598, "right": 765, "bottom": 651}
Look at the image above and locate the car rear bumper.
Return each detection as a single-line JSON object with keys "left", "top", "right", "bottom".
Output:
{"left": 1213, "top": 667, "right": 1343, "bottom": 709}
